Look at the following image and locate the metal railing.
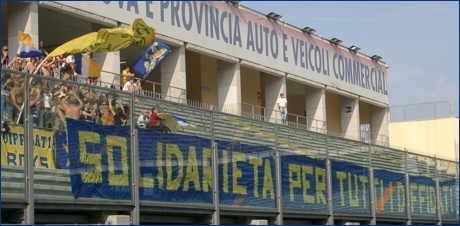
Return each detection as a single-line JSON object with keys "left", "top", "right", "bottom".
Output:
{"left": 240, "top": 102, "right": 328, "bottom": 135}
{"left": 1, "top": 68, "right": 458, "bottom": 224}
{"left": 1, "top": 66, "right": 389, "bottom": 147}
{"left": 241, "top": 102, "right": 266, "bottom": 121}
{"left": 390, "top": 100, "right": 459, "bottom": 122}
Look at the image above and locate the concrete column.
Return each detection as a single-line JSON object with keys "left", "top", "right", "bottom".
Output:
{"left": 264, "top": 74, "right": 286, "bottom": 123}
{"left": 340, "top": 97, "right": 360, "bottom": 140}
{"left": 93, "top": 52, "right": 120, "bottom": 88}
{"left": 371, "top": 106, "right": 390, "bottom": 145}
{"left": 161, "top": 45, "right": 186, "bottom": 103}
{"left": 306, "top": 86, "right": 327, "bottom": 133}
{"left": 218, "top": 60, "right": 241, "bottom": 115}
{"left": 8, "top": 2, "right": 39, "bottom": 59}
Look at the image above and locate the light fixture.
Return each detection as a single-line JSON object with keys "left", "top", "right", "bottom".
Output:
{"left": 349, "top": 45, "right": 360, "bottom": 53}
{"left": 302, "top": 27, "right": 316, "bottom": 35}
{"left": 371, "top": 55, "right": 382, "bottom": 61}
{"left": 120, "top": 60, "right": 127, "bottom": 64}
{"left": 330, "top": 38, "right": 342, "bottom": 45}
{"left": 267, "top": 12, "right": 282, "bottom": 20}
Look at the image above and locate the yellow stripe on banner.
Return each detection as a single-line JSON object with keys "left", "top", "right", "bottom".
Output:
{"left": 88, "top": 57, "right": 101, "bottom": 78}
{"left": 48, "top": 18, "right": 156, "bottom": 58}
{"left": 1, "top": 125, "right": 55, "bottom": 169}
{"left": 17, "top": 31, "right": 35, "bottom": 47}
{"left": 81, "top": 55, "right": 101, "bottom": 79}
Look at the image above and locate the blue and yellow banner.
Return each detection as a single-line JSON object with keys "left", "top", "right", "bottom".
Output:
{"left": 61, "top": 119, "right": 457, "bottom": 218}
{"left": 1, "top": 125, "right": 54, "bottom": 168}
{"left": 133, "top": 39, "right": 170, "bottom": 83}
{"left": 66, "top": 119, "right": 131, "bottom": 199}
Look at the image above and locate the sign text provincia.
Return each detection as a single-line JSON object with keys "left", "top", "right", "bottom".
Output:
{"left": 55, "top": 1, "right": 389, "bottom": 104}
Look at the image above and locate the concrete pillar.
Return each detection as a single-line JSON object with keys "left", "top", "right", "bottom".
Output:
{"left": 306, "top": 86, "right": 327, "bottom": 133}
{"left": 8, "top": 2, "right": 39, "bottom": 59}
{"left": 218, "top": 60, "right": 241, "bottom": 115}
{"left": 93, "top": 52, "right": 120, "bottom": 88}
{"left": 161, "top": 45, "right": 186, "bottom": 103}
{"left": 371, "top": 106, "right": 390, "bottom": 145}
{"left": 264, "top": 74, "right": 286, "bottom": 123}
{"left": 340, "top": 97, "right": 360, "bottom": 140}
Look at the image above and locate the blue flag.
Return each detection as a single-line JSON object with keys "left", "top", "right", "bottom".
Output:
{"left": 133, "top": 39, "right": 170, "bottom": 84}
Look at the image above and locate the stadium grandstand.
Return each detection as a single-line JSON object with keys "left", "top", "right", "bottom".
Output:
{"left": 1, "top": 1, "right": 458, "bottom": 225}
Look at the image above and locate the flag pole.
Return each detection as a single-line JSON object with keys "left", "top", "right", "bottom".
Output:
{"left": 16, "top": 56, "right": 49, "bottom": 124}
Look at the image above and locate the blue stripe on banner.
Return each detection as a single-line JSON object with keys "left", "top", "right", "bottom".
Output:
{"left": 75, "top": 53, "right": 82, "bottom": 75}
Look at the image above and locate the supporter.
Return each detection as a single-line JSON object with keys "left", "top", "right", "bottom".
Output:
{"left": 9, "top": 75, "right": 25, "bottom": 124}
{"left": 40, "top": 57, "right": 55, "bottom": 77}
{"left": 121, "top": 66, "right": 134, "bottom": 89}
{"left": 80, "top": 100, "right": 97, "bottom": 123}
{"left": 123, "top": 105, "right": 131, "bottom": 126}
{"left": 50, "top": 57, "right": 60, "bottom": 78}
{"left": 149, "top": 107, "right": 169, "bottom": 131}
{"left": 277, "top": 93, "right": 288, "bottom": 124}
{"left": 28, "top": 57, "right": 37, "bottom": 74}
{"left": 41, "top": 86, "right": 52, "bottom": 128}
{"left": 52, "top": 91, "right": 67, "bottom": 130}
{"left": 122, "top": 77, "right": 140, "bottom": 93}
{"left": 135, "top": 79, "right": 144, "bottom": 95}
{"left": 39, "top": 41, "right": 49, "bottom": 56}
{"left": 2, "top": 46, "right": 8, "bottom": 66}
{"left": 91, "top": 101, "right": 103, "bottom": 124}
{"left": 6, "top": 55, "right": 21, "bottom": 70}
{"left": 56, "top": 89, "right": 84, "bottom": 121}
{"left": 102, "top": 95, "right": 116, "bottom": 125}
{"left": 81, "top": 85, "right": 98, "bottom": 103}
{"left": 2, "top": 74, "right": 14, "bottom": 123}
{"left": 31, "top": 99, "right": 46, "bottom": 128}
{"left": 65, "top": 53, "right": 75, "bottom": 64}
{"left": 137, "top": 109, "right": 149, "bottom": 129}
{"left": 106, "top": 97, "right": 126, "bottom": 126}
{"left": 9, "top": 75, "right": 40, "bottom": 125}
{"left": 18, "top": 59, "right": 28, "bottom": 73}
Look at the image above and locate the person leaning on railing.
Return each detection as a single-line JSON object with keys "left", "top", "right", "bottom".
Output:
{"left": 137, "top": 109, "right": 149, "bottom": 129}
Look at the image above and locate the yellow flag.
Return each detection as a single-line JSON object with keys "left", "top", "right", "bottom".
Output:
{"left": 48, "top": 18, "right": 156, "bottom": 58}
{"left": 18, "top": 31, "right": 35, "bottom": 47}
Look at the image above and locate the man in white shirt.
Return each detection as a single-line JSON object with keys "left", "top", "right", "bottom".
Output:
{"left": 122, "top": 77, "right": 140, "bottom": 93}
{"left": 277, "top": 93, "right": 288, "bottom": 124}
{"left": 65, "top": 54, "right": 75, "bottom": 64}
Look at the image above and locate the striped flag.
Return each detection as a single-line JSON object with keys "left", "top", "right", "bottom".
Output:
{"left": 17, "top": 31, "right": 43, "bottom": 58}
{"left": 75, "top": 53, "right": 101, "bottom": 79}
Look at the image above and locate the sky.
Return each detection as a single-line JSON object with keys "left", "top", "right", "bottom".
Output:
{"left": 242, "top": 1, "right": 459, "bottom": 106}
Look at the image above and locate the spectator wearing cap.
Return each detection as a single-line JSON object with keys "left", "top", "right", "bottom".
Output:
{"left": 137, "top": 109, "right": 149, "bottom": 129}
{"left": 122, "top": 76, "right": 140, "bottom": 93}
{"left": 2, "top": 46, "right": 9, "bottom": 66}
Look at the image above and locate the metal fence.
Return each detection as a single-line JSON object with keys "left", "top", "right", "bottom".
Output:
{"left": 1, "top": 69, "right": 458, "bottom": 225}
{"left": 390, "top": 101, "right": 459, "bottom": 122}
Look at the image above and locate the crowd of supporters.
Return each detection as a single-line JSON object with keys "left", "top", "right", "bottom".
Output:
{"left": 1, "top": 44, "right": 150, "bottom": 131}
